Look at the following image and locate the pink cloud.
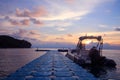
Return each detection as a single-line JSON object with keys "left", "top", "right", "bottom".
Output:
{"left": 4, "top": 16, "right": 30, "bottom": 26}
{"left": 21, "top": 19, "right": 30, "bottom": 25}
{"left": 12, "top": 29, "right": 41, "bottom": 40}
{"left": 4, "top": 16, "right": 43, "bottom": 26}
{"left": 65, "top": 0, "right": 75, "bottom": 4}
{"left": 14, "top": 29, "right": 27, "bottom": 37}
{"left": 9, "top": 19, "right": 30, "bottom": 26}
{"left": 0, "top": 28, "right": 14, "bottom": 35}
{"left": 16, "top": 6, "right": 48, "bottom": 17}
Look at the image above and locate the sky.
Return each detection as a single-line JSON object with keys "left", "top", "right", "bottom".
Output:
{"left": 0, "top": 0, "right": 120, "bottom": 49}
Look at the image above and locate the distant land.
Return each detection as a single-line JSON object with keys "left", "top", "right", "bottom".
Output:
{"left": 0, "top": 35, "right": 31, "bottom": 48}
{"left": 31, "top": 42, "right": 120, "bottom": 50}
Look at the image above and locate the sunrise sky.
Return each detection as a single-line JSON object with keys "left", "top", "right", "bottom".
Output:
{"left": 0, "top": 0, "right": 120, "bottom": 48}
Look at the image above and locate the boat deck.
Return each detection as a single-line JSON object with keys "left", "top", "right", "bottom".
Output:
{"left": 4, "top": 51, "right": 98, "bottom": 80}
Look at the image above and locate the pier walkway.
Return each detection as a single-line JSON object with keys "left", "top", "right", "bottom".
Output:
{"left": 4, "top": 51, "right": 98, "bottom": 80}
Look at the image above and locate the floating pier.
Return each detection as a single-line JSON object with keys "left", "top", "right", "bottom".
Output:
{"left": 4, "top": 51, "right": 98, "bottom": 80}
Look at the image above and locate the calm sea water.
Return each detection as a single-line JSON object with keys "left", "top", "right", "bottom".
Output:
{"left": 100, "top": 50, "right": 120, "bottom": 80}
{"left": 0, "top": 49, "right": 120, "bottom": 80}
{"left": 0, "top": 48, "right": 46, "bottom": 79}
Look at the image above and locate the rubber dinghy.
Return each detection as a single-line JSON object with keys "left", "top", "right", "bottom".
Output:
{"left": 66, "top": 36, "right": 116, "bottom": 67}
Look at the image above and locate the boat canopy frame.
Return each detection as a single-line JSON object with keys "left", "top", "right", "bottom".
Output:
{"left": 76, "top": 36, "right": 103, "bottom": 56}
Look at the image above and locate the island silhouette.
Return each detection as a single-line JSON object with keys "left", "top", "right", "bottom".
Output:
{"left": 0, "top": 35, "right": 31, "bottom": 48}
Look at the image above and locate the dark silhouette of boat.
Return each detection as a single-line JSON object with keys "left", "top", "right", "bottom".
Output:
{"left": 35, "top": 48, "right": 50, "bottom": 51}
{"left": 66, "top": 36, "right": 116, "bottom": 67}
{"left": 58, "top": 48, "right": 68, "bottom": 52}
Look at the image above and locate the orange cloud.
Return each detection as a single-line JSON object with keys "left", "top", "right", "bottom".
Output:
{"left": 56, "top": 37, "right": 65, "bottom": 40}
{"left": 42, "top": 31, "right": 119, "bottom": 45}
{"left": 74, "top": 31, "right": 120, "bottom": 45}
{"left": 67, "top": 34, "right": 73, "bottom": 37}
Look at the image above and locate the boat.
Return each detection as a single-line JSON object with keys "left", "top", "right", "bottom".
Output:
{"left": 58, "top": 48, "right": 68, "bottom": 52}
{"left": 66, "top": 36, "right": 116, "bottom": 67}
{"left": 35, "top": 48, "right": 50, "bottom": 51}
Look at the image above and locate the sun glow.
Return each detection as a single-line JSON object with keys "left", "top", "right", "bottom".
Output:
{"left": 84, "top": 40, "right": 92, "bottom": 44}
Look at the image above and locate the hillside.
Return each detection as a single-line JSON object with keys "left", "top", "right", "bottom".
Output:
{"left": 0, "top": 35, "right": 31, "bottom": 48}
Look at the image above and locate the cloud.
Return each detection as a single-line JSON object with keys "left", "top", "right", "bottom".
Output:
{"left": 21, "top": 19, "right": 30, "bottom": 25}
{"left": 0, "top": 28, "right": 44, "bottom": 46}
{"left": 67, "top": 34, "right": 73, "bottom": 37}
{"left": 38, "top": 10, "right": 89, "bottom": 21}
{"left": 4, "top": 16, "right": 43, "bottom": 26}
{"left": 99, "top": 24, "right": 108, "bottom": 28}
{"left": 7, "top": 0, "right": 112, "bottom": 22}
{"left": 43, "top": 21, "right": 72, "bottom": 31}
{"left": 42, "top": 0, "right": 111, "bottom": 21}
{"left": 0, "top": 20, "right": 13, "bottom": 27}
{"left": 114, "top": 27, "right": 120, "bottom": 31}
{"left": 34, "top": 20, "right": 72, "bottom": 31}
{"left": 8, "top": 29, "right": 43, "bottom": 45}
{"left": 16, "top": 6, "right": 47, "bottom": 17}
{"left": 56, "top": 27, "right": 66, "bottom": 31}
{"left": 56, "top": 37, "right": 65, "bottom": 40}
{"left": 45, "top": 21, "right": 72, "bottom": 27}
{"left": 13, "top": 29, "right": 27, "bottom": 37}
{"left": 1, "top": 0, "right": 113, "bottom": 29}
{"left": 54, "top": 21, "right": 72, "bottom": 31}
{"left": 65, "top": 0, "right": 75, "bottom": 4}
{"left": 4, "top": 16, "right": 30, "bottom": 26}
{"left": 2, "top": 29, "right": 43, "bottom": 47}
{"left": 4, "top": 16, "right": 10, "bottom": 20}
{"left": 10, "top": 20, "right": 22, "bottom": 26}
{"left": 30, "top": 18, "right": 43, "bottom": 25}
{"left": 0, "top": 28, "right": 14, "bottom": 35}
{"left": 9, "top": 19, "right": 31, "bottom": 26}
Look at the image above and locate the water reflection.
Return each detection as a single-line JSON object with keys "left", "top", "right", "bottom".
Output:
{"left": 61, "top": 50, "right": 120, "bottom": 79}
{"left": 0, "top": 48, "right": 46, "bottom": 78}
{"left": 88, "top": 66, "right": 116, "bottom": 78}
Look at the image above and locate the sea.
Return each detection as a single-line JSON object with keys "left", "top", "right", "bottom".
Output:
{"left": 0, "top": 48, "right": 120, "bottom": 80}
